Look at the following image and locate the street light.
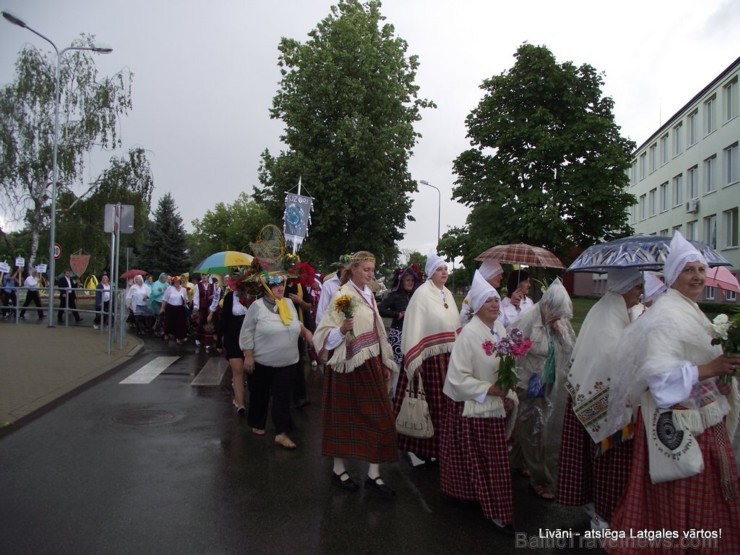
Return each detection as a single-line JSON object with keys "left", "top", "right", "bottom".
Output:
{"left": 2, "top": 11, "right": 112, "bottom": 327}
{"left": 419, "top": 180, "right": 441, "bottom": 242}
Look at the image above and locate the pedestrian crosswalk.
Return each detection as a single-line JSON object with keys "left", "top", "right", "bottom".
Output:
{"left": 119, "top": 355, "right": 228, "bottom": 386}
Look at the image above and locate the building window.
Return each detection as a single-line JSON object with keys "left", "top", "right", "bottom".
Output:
{"left": 687, "top": 109, "right": 698, "bottom": 146}
{"left": 687, "top": 165, "right": 699, "bottom": 199}
{"left": 639, "top": 152, "right": 647, "bottom": 180}
{"left": 672, "top": 174, "right": 683, "bottom": 207}
{"left": 705, "top": 94, "right": 716, "bottom": 135}
{"left": 659, "top": 134, "right": 669, "bottom": 166}
{"left": 639, "top": 194, "right": 647, "bottom": 220}
{"left": 649, "top": 144, "right": 657, "bottom": 173}
{"left": 649, "top": 188, "right": 657, "bottom": 216}
{"left": 673, "top": 224, "right": 682, "bottom": 236}
{"left": 724, "top": 77, "right": 738, "bottom": 122}
{"left": 703, "top": 214, "right": 717, "bottom": 248}
{"left": 686, "top": 220, "right": 697, "bottom": 240}
{"left": 705, "top": 286, "right": 715, "bottom": 301}
{"left": 724, "top": 142, "right": 738, "bottom": 185}
{"left": 728, "top": 290, "right": 737, "bottom": 302}
{"left": 723, "top": 207, "right": 739, "bottom": 247}
{"left": 673, "top": 122, "right": 683, "bottom": 157}
{"left": 704, "top": 154, "right": 717, "bottom": 193}
{"left": 659, "top": 182, "right": 668, "bottom": 212}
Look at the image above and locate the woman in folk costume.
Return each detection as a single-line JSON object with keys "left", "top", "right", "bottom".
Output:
{"left": 313, "top": 251, "right": 398, "bottom": 497}
{"left": 514, "top": 278, "right": 576, "bottom": 500}
{"left": 500, "top": 269, "right": 535, "bottom": 329}
{"left": 379, "top": 265, "right": 422, "bottom": 369}
{"left": 603, "top": 232, "right": 740, "bottom": 554}
{"left": 556, "top": 268, "right": 644, "bottom": 529}
{"left": 459, "top": 259, "right": 504, "bottom": 326}
{"left": 396, "top": 250, "right": 460, "bottom": 464}
{"left": 628, "top": 270, "right": 667, "bottom": 320}
{"left": 441, "top": 270, "right": 519, "bottom": 534}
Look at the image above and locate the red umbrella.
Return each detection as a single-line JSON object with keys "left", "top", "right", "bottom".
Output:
{"left": 705, "top": 266, "right": 740, "bottom": 293}
{"left": 120, "top": 268, "right": 147, "bottom": 280}
{"left": 475, "top": 243, "right": 565, "bottom": 269}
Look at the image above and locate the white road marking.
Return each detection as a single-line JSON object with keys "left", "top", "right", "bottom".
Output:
{"left": 190, "top": 358, "right": 228, "bottom": 386}
{"left": 119, "top": 356, "right": 180, "bottom": 384}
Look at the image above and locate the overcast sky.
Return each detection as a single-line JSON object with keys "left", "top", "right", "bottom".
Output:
{"left": 1, "top": 0, "right": 738, "bottom": 260}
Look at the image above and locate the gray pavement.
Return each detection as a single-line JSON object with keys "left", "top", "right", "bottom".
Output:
{"left": 0, "top": 320, "right": 143, "bottom": 431}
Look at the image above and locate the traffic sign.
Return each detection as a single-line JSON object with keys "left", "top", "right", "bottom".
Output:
{"left": 53, "top": 243, "right": 62, "bottom": 260}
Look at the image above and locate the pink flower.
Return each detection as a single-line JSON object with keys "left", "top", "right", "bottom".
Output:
{"left": 482, "top": 339, "right": 495, "bottom": 356}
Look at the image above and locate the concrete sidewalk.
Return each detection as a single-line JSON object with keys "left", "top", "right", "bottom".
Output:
{"left": 0, "top": 321, "right": 143, "bottom": 431}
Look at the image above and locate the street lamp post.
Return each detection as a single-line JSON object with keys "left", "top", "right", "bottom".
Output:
{"left": 2, "top": 11, "right": 112, "bottom": 327}
{"left": 419, "top": 180, "right": 441, "bottom": 242}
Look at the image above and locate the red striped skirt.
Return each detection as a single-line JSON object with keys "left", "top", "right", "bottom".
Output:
{"left": 321, "top": 355, "right": 398, "bottom": 463}
{"left": 393, "top": 352, "right": 450, "bottom": 458}
{"left": 605, "top": 411, "right": 740, "bottom": 554}
{"left": 440, "top": 397, "right": 514, "bottom": 525}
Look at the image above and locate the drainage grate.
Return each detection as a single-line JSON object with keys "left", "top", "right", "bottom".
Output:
{"left": 112, "top": 408, "right": 178, "bottom": 426}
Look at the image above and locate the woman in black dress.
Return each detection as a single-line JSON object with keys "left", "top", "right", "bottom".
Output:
{"left": 378, "top": 266, "right": 422, "bottom": 371}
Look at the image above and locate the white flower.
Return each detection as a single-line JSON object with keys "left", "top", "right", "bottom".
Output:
{"left": 711, "top": 313, "right": 731, "bottom": 340}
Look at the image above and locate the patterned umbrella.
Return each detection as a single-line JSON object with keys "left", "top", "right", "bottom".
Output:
{"left": 566, "top": 234, "right": 731, "bottom": 273}
{"left": 192, "top": 251, "right": 254, "bottom": 275}
{"left": 475, "top": 243, "right": 565, "bottom": 269}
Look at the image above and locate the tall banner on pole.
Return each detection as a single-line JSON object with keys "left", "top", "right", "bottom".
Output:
{"left": 283, "top": 190, "right": 313, "bottom": 252}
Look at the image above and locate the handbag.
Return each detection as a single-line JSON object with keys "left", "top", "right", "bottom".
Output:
{"left": 395, "top": 373, "right": 434, "bottom": 439}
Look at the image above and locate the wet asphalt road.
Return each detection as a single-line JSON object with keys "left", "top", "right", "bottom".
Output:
{"left": 0, "top": 335, "right": 603, "bottom": 554}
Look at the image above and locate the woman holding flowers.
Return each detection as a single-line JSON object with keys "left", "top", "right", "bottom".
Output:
{"left": 397, "top": 250, "right": 460, "bottom": 465}
{"left": 240, "top": 273, "right": 312, "bottom": 449}
{"left": 441, "top": 271, "right": 519, "bottom": 534}
{"left": 313, "top": 251, "right": 398, "bottom": 497}
{"left": 513, "top": 278, "right": 576, "bottom": 500}
{"left": 603, "top": 232, "right": 740, "bottom": 554}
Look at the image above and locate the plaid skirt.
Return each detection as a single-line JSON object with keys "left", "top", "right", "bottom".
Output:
{"left": 321, "top": 355, "right": 398, "bottom": 463}
{"left": 393, "top": 352, "right": 450, "bottom": 459}
{"left": 605, "top": 411, "right": 740, "bottom": 554}
{"left": 440, "top": 397, "right": 514, "bottom": 525}
{"left": 556, "top": 395, "right": 632, "bottom": 520}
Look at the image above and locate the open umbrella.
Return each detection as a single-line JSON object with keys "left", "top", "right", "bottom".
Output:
{"left": 475, "top": 243, "right": 565, "bottom": 269}
{"left": 120, "top": 268, "right": 147, "bottom": 279}
{"left": 567, "top": 234, "right": 731, "bottom": 273}
{"left": 193, "top": 251, "right": 254, "bottom": 275}
{"left": 705, "top": 266, "right": 740, "bottom": 293}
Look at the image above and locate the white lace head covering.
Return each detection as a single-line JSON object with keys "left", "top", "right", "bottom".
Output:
{"left": 425, "top": 249, "right": 446, "bottom": 277}
{"left": 643, "top": 271, "right": 667, "bottom": 303}
{"left": 479, "top": 259, "right": 503, "bottom": 281}
{"left": 606, "top": 268, "right": 642, "bottom": 294}
{"left": 539, "top": 278, "right": 573, "bottom": 323}
{"left": 469, "top": 270, "right": 499, "bottom": 314}
{"left": 664, "top": 231, "right": 707, "bottom": 287}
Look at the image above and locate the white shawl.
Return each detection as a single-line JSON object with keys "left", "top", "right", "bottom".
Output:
{"left": 443, "top": 316, "right": 519, "bottom": 436}
{"left": 401, "top": 280, "right": 460, "bottom": 377}
{"left": 565, "top": 291, "right": 631, "bottom": 443}
{"left": 312, "top": 281, "right": 395, "bottom": 375}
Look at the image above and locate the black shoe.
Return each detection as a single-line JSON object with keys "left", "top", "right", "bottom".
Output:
{"left": 331, "top": 471, "right": 359, "bottom": 492}
{"left": 294, "top": 399, "right": 311, "bottom": 410}
{"left": 364, "top": 476, "right": 395, "bottom": 498}
{"left": 492, "top": 521, "right": 516, "bottom": 536}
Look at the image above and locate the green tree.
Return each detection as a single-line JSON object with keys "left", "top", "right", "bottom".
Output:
{"left": 253, "top": 0, "right": 435, "bottom": 268}
{"left": 0, "top": 35, "right": 133, "bottom": 268}
{"left": 138, "top": 193, "right": 190, "bottom": 276}
{"left": 188, "top": 192, "right": 272, "bottom": 265}
{"left": 54, "top": 148, "right": 154, "bottom": 277}
{"left": 452, "top": 44, "right": 635, "bottom": 262}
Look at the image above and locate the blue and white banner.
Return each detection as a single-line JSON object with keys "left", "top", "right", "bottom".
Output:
{"left": 283, "top": 192, "right": 313, "bottom": 251}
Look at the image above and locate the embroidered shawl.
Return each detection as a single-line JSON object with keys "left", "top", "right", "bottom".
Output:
{"left": 401, "top": 279, "right": 461, "bottom": 377}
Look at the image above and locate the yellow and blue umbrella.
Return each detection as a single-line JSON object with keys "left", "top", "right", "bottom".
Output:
{"left": 193, "top": 251, "right": 254, "bottom": 275}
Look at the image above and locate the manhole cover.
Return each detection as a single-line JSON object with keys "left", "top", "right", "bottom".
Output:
{"left": 112, "top": 409, "right": 177, "bottom": 426}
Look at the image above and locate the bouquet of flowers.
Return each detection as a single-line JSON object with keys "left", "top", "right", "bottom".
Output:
{"left": 483, "top": 327, "right": 533, "bottom": 392}
{"left": 335, "top": 294, "right": 357, "bottom": 340}
{"left": 710, "top": 312, "right": 740, "bottom": 383}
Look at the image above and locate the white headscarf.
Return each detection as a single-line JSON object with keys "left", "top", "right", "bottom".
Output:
{"left": 479, "top": 259, "right": 503, "bottom": 281}
{"left": 468, "top": 270, "right": 499, "bottom": 314}
{"left": 606, "top": 268, "right": 642, "bottom": 294}
{"left": 643, "top": 271, "right": 667, "bottom": 304}
{"left": 664, "top": 231, "right": 707, "bottom": 286}
{"left": 425, "top": 249, "right": 446, "bottom": 277}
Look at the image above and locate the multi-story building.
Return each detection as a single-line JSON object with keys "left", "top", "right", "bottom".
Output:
{"left": 575, "top": 56, "right": 739, "bottom": 303}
